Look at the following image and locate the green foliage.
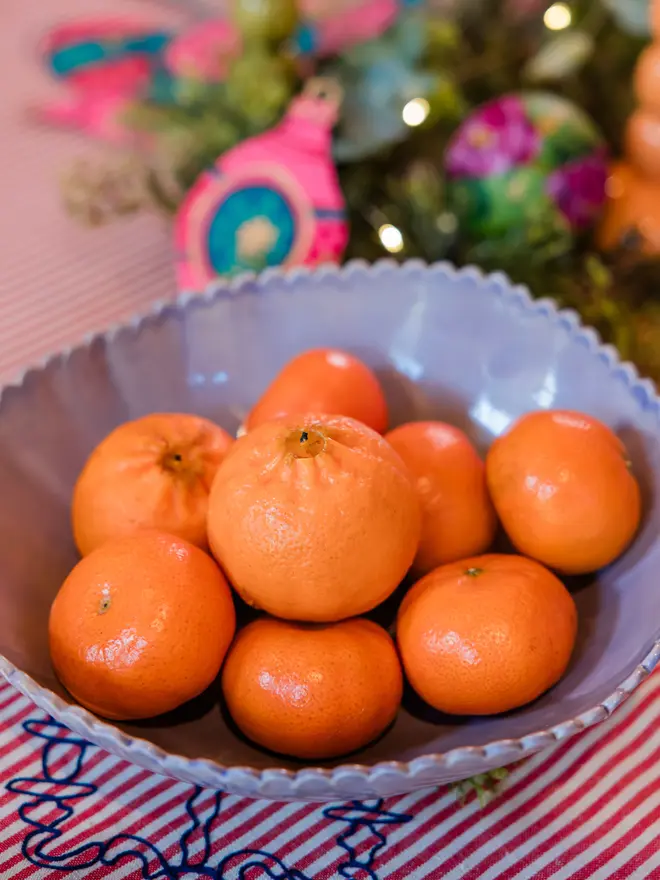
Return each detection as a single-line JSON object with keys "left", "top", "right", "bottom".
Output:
{"left": 223, "top": 44, "right": 295, "bottom": 132}
{"left": 453, "top": 767, "right": 510, "bottom": 807}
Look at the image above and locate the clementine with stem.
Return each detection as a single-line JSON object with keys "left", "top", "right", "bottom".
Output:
{"left": 49, "top": 530, "right": 236, "bottom": 720}
{"left": 207, "top": 414, "right": 421, "bottom": 622}
{"left": 72, "top": 413, "right": 233, "bottom": 555}
{"left": 397, "top": 554, "right": 577, "bottom": 715}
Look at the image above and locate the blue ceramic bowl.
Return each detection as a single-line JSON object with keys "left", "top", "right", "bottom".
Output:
{"left": 1, "top": 260, "right": 659, "bottom": 801}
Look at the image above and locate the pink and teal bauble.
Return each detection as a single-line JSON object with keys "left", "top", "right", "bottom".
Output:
{"left": 174, "top": 79, "right": 348, "bottom": 291}
{"left": 445, "top": 92, "right": 608, "bottom": 239}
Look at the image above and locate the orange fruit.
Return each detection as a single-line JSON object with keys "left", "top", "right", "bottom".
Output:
{"left": 385, "top": 421, "right": 497, "bottom": 573}
{"left": 207, "top": 414, "right": 421, "bottom": 622}
{"left": 222, "top": 616, "right": 402, "bottom": 759}
{"left": 49, "top": 530, "right": 236, "bottom": 720}
{"left": 72, "top": 413, "right": 233, "bottom": 556}
{"left": 397, "top": 554, "right": 577, "bottom": 715}
{"left": 486, "top": 409, "right": 641, "bottom": 574}
{"left": 245, "top": 348, "right": 388, "bottom": 433}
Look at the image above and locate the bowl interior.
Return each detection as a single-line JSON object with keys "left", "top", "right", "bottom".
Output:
{"left": 2, "top": 263, "right": 660, "bottom": 770}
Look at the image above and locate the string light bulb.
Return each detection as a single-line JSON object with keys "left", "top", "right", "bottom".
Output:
{"left": 402, "top": 98, "right": 430, "bottom": 127}
{"left": 543, "top": 2, "right": 572, "bottom": 30}
{"left": 378, "top": 224, "right": 404, "bottom": 253}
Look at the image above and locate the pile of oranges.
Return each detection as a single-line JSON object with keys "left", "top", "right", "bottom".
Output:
{"left": 49, "top": 348, "right": 642, "bottom": 761}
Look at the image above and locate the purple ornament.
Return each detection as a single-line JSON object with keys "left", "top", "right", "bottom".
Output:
{"left": 445, "top": 91, "right": 609, "bottom": 237}
{"left": 445, "top": 96, "right": 540, "bottom": 179}
{"left": 547, "top": 152, "right": 609, "bottom": 230}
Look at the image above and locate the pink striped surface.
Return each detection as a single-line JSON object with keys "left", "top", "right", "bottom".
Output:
{"left": 0, "top": 0, "right": 188, "bottom": 387}
{"left": 2, "top": 673, "right": 660, "bottom": 879}
{"left": 3, "top": 1, "right": 660, "bottom": 877}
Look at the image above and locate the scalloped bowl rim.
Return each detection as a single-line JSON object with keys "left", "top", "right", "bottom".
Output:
{"left": 1, "top": 258, "right": 659, "bottom": 797}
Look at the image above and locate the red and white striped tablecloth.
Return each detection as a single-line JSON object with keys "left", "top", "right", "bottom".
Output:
{"left": 2, "top": 672, "right": 660, "bottom": 879}
{"left": 3, "top": 0, "right": 660, "bottom": 876}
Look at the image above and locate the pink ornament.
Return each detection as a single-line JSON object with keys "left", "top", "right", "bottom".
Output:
{"left": 35, "top": 18, "right": 170, "bottom": 144}
{"left": 38, "top": 19, "right": 164, "bottom": 94}
{"left": 174, "top": 79, "right": 348, "bottom": 292}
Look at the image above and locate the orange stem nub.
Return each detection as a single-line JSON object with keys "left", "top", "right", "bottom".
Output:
{"left": 285, "top": 428, "right": 326, "bottom": 459}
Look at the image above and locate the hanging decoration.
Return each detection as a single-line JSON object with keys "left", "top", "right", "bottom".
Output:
{"left": 36, "top": 19, "right": 175, "bottom": 145}
{"left": 444, "top": 92, "right": 608, "bottom": 241}
{"left": 174, "top": 78, "right": 348, "bottom": 289}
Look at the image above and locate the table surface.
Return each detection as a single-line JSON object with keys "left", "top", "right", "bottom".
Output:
{"left": 3, "top": 1, "right": 660, "bottom": 877}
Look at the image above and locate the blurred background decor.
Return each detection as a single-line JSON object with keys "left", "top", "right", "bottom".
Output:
{"left": 174, "top": 77, "right": 348, "bottom": 286}
{"left": 36, "top": 0, "right": 660, "bottom": 382}
{"left": 444, "top": 91, "right": 608, "bottom": 240}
